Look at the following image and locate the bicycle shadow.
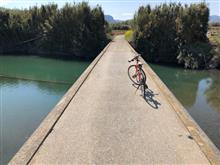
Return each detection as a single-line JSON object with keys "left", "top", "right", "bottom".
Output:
{"left": 142, "top": 87, "right": 161, "bottom": 109}
{"left": 133, "top": 84, "right": 161, "bottom": 109}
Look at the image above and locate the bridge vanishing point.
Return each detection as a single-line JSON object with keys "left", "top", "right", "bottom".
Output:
{"left": 10, "top": 36, "right": 220, "bottom": 164}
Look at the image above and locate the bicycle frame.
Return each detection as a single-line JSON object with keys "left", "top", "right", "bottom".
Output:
{"left": 128, "top": 54, "right": 148, "bottom": 94}
{"left": 134, "top": 59, "right": 141, "bottom": 82}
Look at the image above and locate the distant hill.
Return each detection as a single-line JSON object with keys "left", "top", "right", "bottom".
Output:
{"left": 209, "top": 15, "right": 220, "bottom": 23}
{"left": 104, "top": 15, "right": 121, "bottom": 23}
{"left": 105, "top": 15, "right": 220, "bottom": 24}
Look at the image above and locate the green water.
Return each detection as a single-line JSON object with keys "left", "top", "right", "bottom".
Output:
{"left": 150, "top": 63, "right": 220, "bottom": 150}
{"left": 0, "top": 56, "right": 89, "bottom": 83}
{"left": 0, "top": 56, "right": 90, "bottom": 164}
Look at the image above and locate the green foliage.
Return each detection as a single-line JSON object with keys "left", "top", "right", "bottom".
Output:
{"left": 133, "top": 3, "right": 211, "bottom": 69}
{"left": 124, "top": 30, "right": 134, "bottom": 42}
{"left": 0, "top": 3, "right": 108, "bottom": 59}
{"left": 177, "top": 42, "right": 212, "bottom": 69}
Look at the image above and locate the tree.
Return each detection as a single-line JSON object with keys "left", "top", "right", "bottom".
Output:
{"left": 0, "top": 3, "right": 108, "bottom": 59}
{"left": 133, "top": 3, "right": 211, "bottom": 69}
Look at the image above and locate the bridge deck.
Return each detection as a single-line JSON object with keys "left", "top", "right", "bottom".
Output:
{"left": 10, "top": 36, "right": 220, "bottom": 164}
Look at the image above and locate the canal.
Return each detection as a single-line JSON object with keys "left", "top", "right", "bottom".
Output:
{"left": 150, "top": 63, "right": 220, "bottom": 151}
{"left": 0, "top": 56, "right": 90, "bottom": 164}
{"left": 1, "top": 56, "right": 220, "bottom": 164}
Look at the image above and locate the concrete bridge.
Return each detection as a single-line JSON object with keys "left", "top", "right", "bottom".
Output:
{"left": 10, "top": 36, "right": 220, "bottom": 164}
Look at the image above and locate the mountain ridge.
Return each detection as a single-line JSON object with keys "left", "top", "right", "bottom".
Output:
{"left": 209, "top": 15, "right": 220, "bottom": 23}
{"left": 104, "top": 15, "right": 121, "bottom": 23}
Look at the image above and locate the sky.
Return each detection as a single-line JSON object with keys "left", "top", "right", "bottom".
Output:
{"left": 0, "top": 0, "right": 219, "bottom": 20}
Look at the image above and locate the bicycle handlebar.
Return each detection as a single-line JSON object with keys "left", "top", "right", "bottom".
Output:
{"left": 128, "top": 54, "right": 141, "bottom": 63}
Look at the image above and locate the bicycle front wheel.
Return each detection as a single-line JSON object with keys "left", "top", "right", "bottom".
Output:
{"left": 128, "top": 65, "right": 146, "bottom": 85}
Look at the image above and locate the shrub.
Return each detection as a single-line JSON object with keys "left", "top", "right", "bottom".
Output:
{"left": 124, "top": 30, "right": 134, "bottom": 42}
{"left": 133, "top": 3, "right": 211, "bottom": 69}
{"left": 177, "top": 42, "right": 212, "bottom": 69}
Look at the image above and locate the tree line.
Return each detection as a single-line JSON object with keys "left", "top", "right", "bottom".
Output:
{"left": 132, "top": 3, "right": 211, "bottom": 69}
{"left": 0, "top": 3, "right": 109, "bottom": 59}
{"left": 110, "top": 20, "right": 132, "bottom": 31}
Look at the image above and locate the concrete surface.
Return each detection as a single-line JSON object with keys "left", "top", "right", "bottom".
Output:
{"left": 23, "top": 36, "right": 216, "bottom": 164}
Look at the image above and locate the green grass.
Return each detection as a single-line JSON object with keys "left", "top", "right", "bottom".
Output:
{"left": 124, "top": 30, "right": 134, "bottom": 42}
{"left": 212, "top": 31, "right": 220, "bottom": 45}
{"left": 209, "top": 27, "right": 220, "bottom": 46}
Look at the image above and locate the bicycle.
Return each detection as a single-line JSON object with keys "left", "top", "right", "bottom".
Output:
{"left": 128, "top": 54, "right": 148, "bottom": 95}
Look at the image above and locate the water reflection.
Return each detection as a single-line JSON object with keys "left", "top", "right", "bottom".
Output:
{"left": 205, "top": 72, "right": 220, "bottom": 112}
{"left": 0, "top": 56, "right": 89, "bottom": 83}
{"left": 0, "top": 56, "right": 90, "bottom": 164}
{"left": 0, "top": 78, "right": 69, "bottom": 164}
{"left": 150, "top": 63, "right": 220, "bottom": 149}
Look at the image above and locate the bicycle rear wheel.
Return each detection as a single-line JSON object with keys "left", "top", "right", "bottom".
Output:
{"left": 128, "top": 65, "right": 146, "bottom": 85}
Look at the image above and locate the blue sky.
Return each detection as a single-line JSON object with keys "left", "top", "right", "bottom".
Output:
{"left": 0, "top": 0, "right": 219, "bottom": 20}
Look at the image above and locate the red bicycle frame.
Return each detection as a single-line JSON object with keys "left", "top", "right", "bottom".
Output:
{"left": 134, "top": 58, "right": 141, "bottom": 82}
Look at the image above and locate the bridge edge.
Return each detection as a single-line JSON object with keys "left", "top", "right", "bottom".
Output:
{"left": 126, "top": 40, "right": 220, "bottom": 165}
